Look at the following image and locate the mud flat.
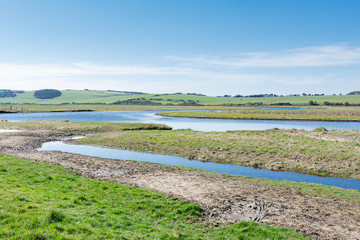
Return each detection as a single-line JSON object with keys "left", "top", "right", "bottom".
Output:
{"left": 1, "top": 130, "right": 360, "bottom": 239}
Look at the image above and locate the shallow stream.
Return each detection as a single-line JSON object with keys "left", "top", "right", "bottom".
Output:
{"left": 38, "top": 141, "right": 360, "bottom": 191}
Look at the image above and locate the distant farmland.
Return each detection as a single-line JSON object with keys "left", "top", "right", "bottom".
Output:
{"left": 0, "top": 89, "right": 360, "bottom": 106}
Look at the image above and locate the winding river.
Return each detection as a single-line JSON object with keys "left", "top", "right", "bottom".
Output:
{"left": 1, "top": 110, "right": 360, "bottom": 131}
{"left": 2, "top": 109, "right": 360, "bottom": 190}
{"left": 38, "top": 140, "right": 360, "bottom": 190}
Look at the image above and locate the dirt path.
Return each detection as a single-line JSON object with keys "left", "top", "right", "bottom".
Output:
{"left": 1, "top": 131, "right": 360, "bottom": 239}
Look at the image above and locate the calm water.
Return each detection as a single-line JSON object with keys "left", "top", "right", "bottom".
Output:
{"left": 38, "top": 141, "right": 360, "bottom": 191}
{"left": 0, "top": 129, "right": 22, "bottom": 133}
{"left": 1, "top": 110, "right": 360, "bottom": 131}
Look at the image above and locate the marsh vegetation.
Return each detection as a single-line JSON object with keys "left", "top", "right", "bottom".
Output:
{"left": 158, "top": 108, "right": 360, "bottom": 122}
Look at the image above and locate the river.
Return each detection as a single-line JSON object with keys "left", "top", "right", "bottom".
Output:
{"left": 38, "top": 140, "right": 360, "bottom": 190}
{"left": 1, "top": 110, "right": 360, "bottom": 131}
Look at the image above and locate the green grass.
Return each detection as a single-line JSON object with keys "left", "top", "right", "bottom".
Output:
{"left": 157, "top": 108, "right": 360, "bottom": 121}
{"left": 0, "top": 154, "right": 307, "bottom": 239}
{"left": 75, "top": 128, "right": 360, "bottom": 179}
{"left": 1, "top": 90, "right": 360, "bottom": 106}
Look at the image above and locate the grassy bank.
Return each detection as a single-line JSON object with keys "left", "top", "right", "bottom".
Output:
{"left": 75, "top": 128, "right": 360, "bottom": 179}
{"left": 157, "top": 108, "right": 360, "bottom": 122}
{"left": 0, "top": 120, "right": 172, "bottom": 134}
{"left": 0, "top": 154, "right": 307, "bottom": 239}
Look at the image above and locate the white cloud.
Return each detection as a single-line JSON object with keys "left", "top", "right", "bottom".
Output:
{"left": 166, "top": 44, "right": 360, "bottom": 68}
{"left": 0, "top": 62, "right": 269, "bottom": 83}
{"left": 0, "top": 44, "right": 358, "bottom": 94}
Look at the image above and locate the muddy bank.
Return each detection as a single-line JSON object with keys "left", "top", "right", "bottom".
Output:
{"left": 0, "top": 130, "right": 58, "bottom": 151}
{"left": 1, "top": 132, "right": 360, "bottom": 239}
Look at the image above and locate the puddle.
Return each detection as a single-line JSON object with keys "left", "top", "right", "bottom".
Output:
{"left": 0, "top": 129, "right": 23, "bottom": 133}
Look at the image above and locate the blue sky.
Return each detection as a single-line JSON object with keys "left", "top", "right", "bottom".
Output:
{"left": 0, "top": 0, "right": 359, "bottom": 95}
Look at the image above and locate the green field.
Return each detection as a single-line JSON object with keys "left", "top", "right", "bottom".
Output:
{"left": 1, "top": 89, "right": 360, "bottom": 106}
{"left": 0, "top": 154, "right": 307, "bottom": 239}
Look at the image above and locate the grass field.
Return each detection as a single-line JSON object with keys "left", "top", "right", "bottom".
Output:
{"left": 0, "top": 90, "right": 136, "bottom": 105}
{"left": 74, "top": 128, "right": 360, "bottom": 179}
{"left": 157, "top": 108, "right": 360, "bottom": 122}
{"left": 0, "top": 154, "right": 307, "bottom": 239}
{"left": 1, "top": 89, "right": 360, "bottom": 106}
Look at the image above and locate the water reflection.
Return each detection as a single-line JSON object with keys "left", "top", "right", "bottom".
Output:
{"left": 38, "top": 141, "right": 360, "bottom": 191}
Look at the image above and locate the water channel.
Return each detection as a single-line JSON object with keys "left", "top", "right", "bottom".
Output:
{"left": 1, "top": 110, "right": 360, "bottom": 131}
{"left": 38, "top": 141, "right": 360, "bottom": 191}
{"left": 2, "top": 109, "right": 360, "bottom": 190}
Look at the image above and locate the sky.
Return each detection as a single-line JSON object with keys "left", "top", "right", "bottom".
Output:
{"left": 0, "top": 0, "right": 359, "bottom": 96}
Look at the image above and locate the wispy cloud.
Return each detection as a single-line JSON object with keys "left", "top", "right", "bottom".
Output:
{"left": 0, "top": 63, "right": 191, "bottom": 79}
{"left": 0, "top": 44, "right": 358, "bottom": 94}
{"left": 0, "top": 62, "right": 268, "bottom": 83}
{"left": 166, "top": 44, "right": 360, "bottom": 68}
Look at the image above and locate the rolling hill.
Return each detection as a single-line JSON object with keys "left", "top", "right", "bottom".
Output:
{"left": 0, "top": 89, "right": 360, "bottom": 106}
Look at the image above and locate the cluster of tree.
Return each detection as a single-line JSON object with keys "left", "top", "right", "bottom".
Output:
{"left": 179, "top": 100, "right": 203, "bottom": 106}
{"left": 309, "top": 100, "right": 319, "bottom": 106}
{"left": 34, "top": 89, "right": 62, "bottom": 99}
{"left": 246, "top": 102, "right": 264, "bottom": 105}
{"left": 0, "top": 90, "right": 17, "bottom": 98}
{"left": 220, "top": 93, "right": 329, "bottom": 98}
{"left": 149, "top": 98, "right": 164, "bottom": 101}
{"left": 112, "top": 98, "right": 161, "bottom": 105}
{"left": 233, "top": 94, "right": 279, "bottom": 98}
{"left": 154, "top": 92, "right": 206, "bottom": 96}
{"left": 0, "top": 89, "right": 23, "bottom": 98}
{"left": 270, "top": 102, "right": 292, "bottom": 106}
{"left": 347, "top": 91, "right": 360, "bottom": 95}
{"left": 186, "top": 93, "right": 206, "bottom": 96}
{"left": 323, "top": 101, "right": 360, "bottom": 106}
